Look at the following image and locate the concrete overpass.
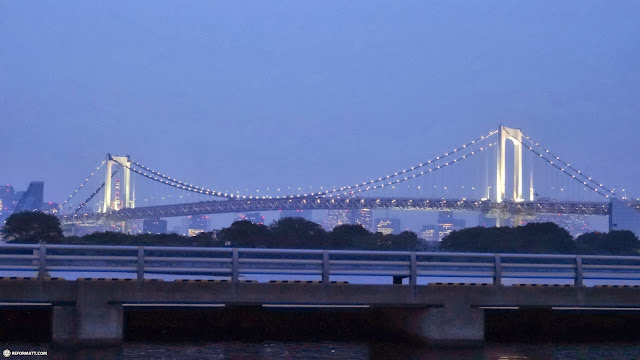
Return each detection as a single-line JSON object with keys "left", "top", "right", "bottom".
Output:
{"left": 2, "top": 244, "right": 640, "bottom": 346}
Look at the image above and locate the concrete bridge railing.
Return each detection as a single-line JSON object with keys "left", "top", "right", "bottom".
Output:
{"left": 3, "top": 243, "right": 640, "bottom": 286}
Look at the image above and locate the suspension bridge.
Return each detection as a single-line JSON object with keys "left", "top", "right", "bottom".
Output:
{"left": 58, "top": 125, "right": 637, "bottom": 233}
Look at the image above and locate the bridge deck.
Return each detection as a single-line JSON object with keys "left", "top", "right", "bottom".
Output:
{"left": 62, "top": 197, "right": 611, "bottom": 221}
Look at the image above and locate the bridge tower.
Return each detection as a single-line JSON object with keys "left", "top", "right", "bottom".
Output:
{"left": 102, "top": 154, "right": 134, "bottom": 213}
{"left": 496, "top": 125, "right": 524, "bottom": 203}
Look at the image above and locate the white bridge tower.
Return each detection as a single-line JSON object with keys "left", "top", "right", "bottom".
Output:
{"left": 102, "top": 154, "right": 135, "bottom": 213}
{"left": 495, "top": 125, "right": 525, "bottom": 203}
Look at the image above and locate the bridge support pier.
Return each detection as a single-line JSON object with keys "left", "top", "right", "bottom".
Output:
{"left": 386, "top": 304, "right": 484, "bottom": 346}
{"left": 52, "top": 284, "right": 124, "bottom": 346}
{"left": 53, "top": 303, "right": 123, "bottom": 346}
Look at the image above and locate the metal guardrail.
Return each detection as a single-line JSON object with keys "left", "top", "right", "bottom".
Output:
{"left": 1, "top": 244, "right": 640, "bottom": 286}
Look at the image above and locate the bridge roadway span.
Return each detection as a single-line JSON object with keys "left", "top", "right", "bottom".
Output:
{"left": 63, "top": 197, "right": 611, "bottom": 221}
{"left": 2, "top": 244, "right": 640, "bottom": 346}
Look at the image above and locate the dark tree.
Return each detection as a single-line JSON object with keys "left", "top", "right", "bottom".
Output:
{"left": 269, "top": 217, "right": 326, "bottom": 248}
{"left": 441, "top": 222, "right": 575, "bottom": 254}
{"left": 515, "top": 222, "right": 575, "bottom": 254}
{"left": 388, "top": 231, "right": 422, "bottom": 251}
{"left": 576, "top": 230, "right": 639, "bottom": 255}
{"left": 604, "top": 230, "right": 639, "bottom": 255}
{"left": 327, "top": 224, "right": 374, "bottom": 249}
{"left": 1, "top": 211, "right": 63, "bottom": 243}
{"left": 217, "top": 220, "right": 272, "bottom": 248}
{"left": 441, "top": 226, "right": 514, "bottom": 253}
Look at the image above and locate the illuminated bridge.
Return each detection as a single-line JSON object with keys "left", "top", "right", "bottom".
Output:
{"left": 57, "top": 125, "right": 638, "bottom": 232}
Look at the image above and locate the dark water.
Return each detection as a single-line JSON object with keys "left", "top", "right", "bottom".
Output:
{"left": 3, "top": 342, "right": 640, "bottom": 360}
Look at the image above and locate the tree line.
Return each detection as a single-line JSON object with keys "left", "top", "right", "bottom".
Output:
{"left": 1, "top": 212, "right": 423, "bottom": 251}
{"left": 2, "top": 211, "right": 639, "bottom": 255}
{"left": 440, "top": 222, "right": 640, "bottom": 255}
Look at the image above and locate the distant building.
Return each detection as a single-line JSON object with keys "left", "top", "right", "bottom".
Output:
{"left": 609, "top": 198, "right": 640, "bottom": 237}
{"left": 0, "top": 185, "right": 16, "bottom": 223}
{"left": 13, "top": 181, "right": 44, "bottom": 213}
{"left": 528, "top": 214, "right": 591, "bottom": 237}
{"left": 419, "top": 225, "right": 438, "bottom": 241}
{"left": 477, "top": 213, "right": 497, "bottom": 227}
{"left": 437, "top": 212, "right": 466, "bottom": 240}
{"left": 326, "top": 210, "right": 349, "bottom": 230}
{"left": 375, "top": 218, "right": 401, "bottom": 235}
{"left": 236, "top": 212, "right": 265, "bottom": 225}
{"left": 42, "top": 202, "right": 60, "bottom": 215}
{"left": 187, "top": 215, "right": 210, "bottom": 236}
{"left": 126, "top": 220, "right": 143, "bottom": 235}
{"left": 73, "top": 222, "right": 105, "bottom": 237}
{"left": 280, "top": 209, "right": 312, "bottom": 221}
{"left": 143, "top": 218, "right": 168, "bottom": 234}
{"left": 350, "top": 208, "right": 373, "bottom": 232}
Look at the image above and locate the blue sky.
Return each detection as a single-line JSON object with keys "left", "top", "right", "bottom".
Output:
{"left": 1, "top": 1, "right": 639, "bottom": 207}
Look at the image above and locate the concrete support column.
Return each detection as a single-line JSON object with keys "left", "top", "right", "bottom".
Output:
{"left": 386, "top": 305, "right": 484, "bottom": 346}
{"left": 53, "top": 282, "right": 124, "bottom": 346}
{"left": 52, "top": 305, "right": 76, "bottom": 345}
{"left": 421, "top": 304, "right": 484, "bottom": 346}
{"left": 52, "top": 303, "right": 123, "bottom": 346}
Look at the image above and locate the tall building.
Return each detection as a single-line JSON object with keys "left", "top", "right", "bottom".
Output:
{"left": 236, "top": 212, "right": 265, "bottom": 225}
{"left": 0, "top": 185, "right": 16, "bottom": 223}
{"left": 143, "top": 218, "right": 168, "bottom": 234}
{"left": 13, "top": 181, "right": 44, "bottom": 213}
{"left": 350, "top": 208, "right": 373, "bottom": 232}
{"left": 326, "top": 210, "right": 349, "bottom": 230}
{"left": 437, "top": 212, "right": 466, "bottom": 241}
{"left": 610, "top": 198, "right": 640, "bottom": 237}
{"left": 375, "top": 218, "right": 401, "bottom": 235}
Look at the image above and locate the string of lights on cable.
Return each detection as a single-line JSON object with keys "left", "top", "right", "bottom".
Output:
{"left": 326, "top": 142, "right": 497, "bottom": 198}
{"left": 306, "top": 130, "right": 498, "bottom": 198}
{"left": 61, "top": 161, "right": 106, "bottom": 210}
{"left": 521, "top": 132, "right": 616, "bottom": 197}
{"left": 502, "top": 129, "right": 614, "bottom": 199}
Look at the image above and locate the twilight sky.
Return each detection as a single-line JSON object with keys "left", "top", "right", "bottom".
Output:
{"left": 1, "top": 1, "right": 639, "bottom": 205}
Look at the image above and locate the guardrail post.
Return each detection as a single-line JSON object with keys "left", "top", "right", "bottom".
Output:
{"left": 409, "top": 252, "right": 417, "bottom": 287}
{"left": 322, "top": 250, "right": 330, "bottom": 284}
{"left": 575, "top": 256, "right": 584, "bottom": 287}
{"left": 137, "top": 247, "right": 144, "bottom": 282}
{"left": 493, "top": 255, "right": 502, "bottom": 286}
{"left": 232, "top": 249, "right": 239, "bottom": 283}
{"left": 38, "top": 243, "right": 47, "bottom": 280}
